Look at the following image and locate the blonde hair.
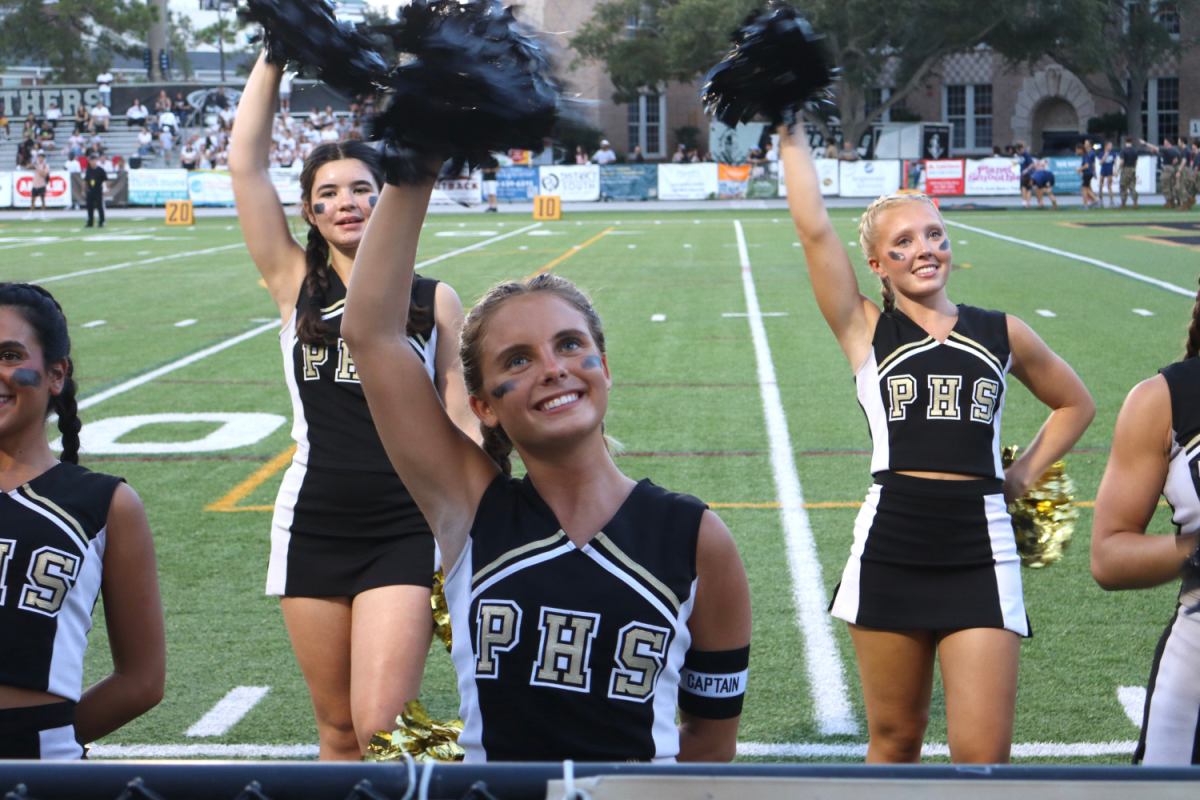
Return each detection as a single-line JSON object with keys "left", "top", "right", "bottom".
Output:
{"left": 857, "top": 192, "right": 943, "bottom": 311}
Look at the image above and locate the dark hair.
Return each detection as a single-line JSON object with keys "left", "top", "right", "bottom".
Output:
{"left": 1186, "top": 277, "right": 1200, "bottom": 360}
{"left": 459, "top": 274, "right": 607, "bottom": 475}
{"left": 295, "top": 140, "right": 432, "bottom": 345}
{"left": 0, "top": 283, "right": 81, "bottom": 463}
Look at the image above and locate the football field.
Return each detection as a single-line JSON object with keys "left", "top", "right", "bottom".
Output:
{"left": 3, "top": 206, "right": 1199, "bottom": 762}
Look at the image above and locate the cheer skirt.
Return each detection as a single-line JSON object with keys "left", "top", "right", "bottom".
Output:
{"left": 829, "top": 472, "right": 1029, "bottom": 637}
{"left": 0, "top": 702, "right": 84, "bottom": 760}
{"left": 1135, "top": 590, "right": 1200, "bottom": 765}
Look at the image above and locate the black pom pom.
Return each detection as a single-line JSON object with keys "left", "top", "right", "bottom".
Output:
{"left": 240, "top": 0, "right": 387, "bottom": 98}
{"left": 368, "top": 0, "right": 561, "bottom": 165}
{"left": 701, "top": 3, "right": 837, "bottom": 128}
{"left": 380, "top": 144, "right": 443, "bottom": 187}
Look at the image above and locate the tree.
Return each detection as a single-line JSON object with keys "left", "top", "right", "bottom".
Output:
{"left": 573, "top": 0, "right": 1030, "bottom": 149}
{"left": 196, "top": 3, "right": 245, "bottom": 82}
{"left": 0, "top": 0, "right": 156, "bottom": 84}
{"left": 989, "top": 0, "right": 1198, "bottom": 144}
{"left": 169, "top": 12, "right": 196, "bottom": 81}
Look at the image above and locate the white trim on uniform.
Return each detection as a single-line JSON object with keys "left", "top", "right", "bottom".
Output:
{"left": 854, "top": 353, "right": 891, "bottom": 475}
{"left": 990, "top": 354, "right": 1012, "bottom": 478}
{"left": 46, "top": 530, "right": 105, "bottom": 701}
{"left": 8, "top": 492, "right": 90, "bottom": 555}
{"left": 445, "top": 539, "right": 487, "bottom": 762}
{"left": 984, "top": 494, "right": 1027, "bottom": 637}
{"left": 829, "top": 485, "right": 881, "bottom": 625}
{"left": 469, "top": 543, "right": 576, "bottom": 602}
{"left": 267, "top": 311, "right": 309, "bottom": 597}
{"left": 38, "top": 724, "right": 85, "bottom": 760}
{"left": 1142, "top": 606, "right": 1200, "bottom": 765}
{"left": 652, "top": 579, "right": 696, "bottom": 762}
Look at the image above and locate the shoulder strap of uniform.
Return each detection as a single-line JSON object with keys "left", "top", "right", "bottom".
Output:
{"left": 409, "top": 277, "right": 440, "bottom": 341}
{"left": 952, "top": 305, "right": 1010, "bottom": 367}
{"left": 1160, "top": 359, "right": 1200, "bottom": 448}
{"left": 26, "top": 464, "right": 126, "bottom": 541}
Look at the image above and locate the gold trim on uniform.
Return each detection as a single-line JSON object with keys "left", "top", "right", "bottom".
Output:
{"left": 947, "top": 331, "right": 1004, "bottom": 371}
{"left": 591, "top": 532, "right": 682, "bottom": 612}
{"left": 472, "top": 530, "right": 567, "bottom": 586}
{"left": 876, "top": 336, "right": 935, "bottom": 373}
{"left": 21, "top": 485, "right": 88, "bottom": 550}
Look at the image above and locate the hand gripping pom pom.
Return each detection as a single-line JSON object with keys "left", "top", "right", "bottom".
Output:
{"left": 240, "top": 0, "right": 387, "bottom": 98}
{"left": 365, "top": 700, "right": 464, "bottom": 763}
{"left": 368, "top": 0, "right": 562, "bottom": 173}
{"left": 701, "top": 3, "right": 837, "bottom": 129}
{"left": 1003, "top": 446, "right": 1079, "bottom": 569}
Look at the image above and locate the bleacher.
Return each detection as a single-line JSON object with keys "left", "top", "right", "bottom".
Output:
{"left": 0, "top": 115, "right": 196, "bottom": 170}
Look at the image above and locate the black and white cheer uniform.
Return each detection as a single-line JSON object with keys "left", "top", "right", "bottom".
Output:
{"left": 1135, "top": 358, "right": 1200, "bottom": 765}
{"left": 0, "top": 463, "right": 124, "bottom": 759}
{"left": 829, "top": 305, "right": 1029, "bottom": 636}
{"left": 267, "top": 272, "right": 439, "bottom": 597}
{"left": 445, "top": 475, "right": 734, "bottom": 762}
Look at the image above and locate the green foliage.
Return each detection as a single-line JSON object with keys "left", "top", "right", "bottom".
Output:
{"left": 196, "top": 6, "right": 246, "bottom": 82}
{"left": 674, "top": 124, "right": 700, "bottom": 151}
{"left": 0, "top": 0, "right": 156, "bottom": 83}
{"left": 1088, "top": 111, "right": 1128, "bottom": 136}
{"left": 889, "top": 107, "right": 922, "bottom": 122}
{"left": 169, "top": 12, "right": 195, "bottom": 81}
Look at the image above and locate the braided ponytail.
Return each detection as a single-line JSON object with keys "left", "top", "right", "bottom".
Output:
{"left": 296, "top": 226, "right": 336, "bottom": 345}
{"left": 1185, "top": 277, "right": 1200, "bottom": 360}
{"left": 0, "top": 283, "right": 80, "bottom": 461}
{"left": 880, "top": 277, "right": 896, "bottom": 311}
{"left": 481, "top": 424, "right": 514, "bottom": 476}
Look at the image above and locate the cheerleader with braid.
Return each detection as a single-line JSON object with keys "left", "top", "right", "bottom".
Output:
{"left": 0, "top": 283, "right": 164, "bottom": 759}
{"left": 780, "top": 128, "right": 1094, "bottom": 763}
{"left": 1092, "top": 281, "right": 1200, "bottom": 765}
{"left": 229, "top": 52, "right": 478, "bottom": 760}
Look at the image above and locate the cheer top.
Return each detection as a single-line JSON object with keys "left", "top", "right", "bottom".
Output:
{"left": 445, "top": 475, "right": 706, "bottom": 762}
{"left": 1160, "top": 359, "right": 1200, "bottom": 596}
{"left": 0, "top": 463, "right": 123, "bottom": 701}
{"left": 281, "top": 271, "right": 438, "bottom": 472}
{"left": 856, "top": 305, "right": 1011, "bottom": 479}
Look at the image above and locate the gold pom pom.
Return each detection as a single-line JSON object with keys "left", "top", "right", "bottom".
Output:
{"left": 431, "top": 568, "right": 452, "bottom": 653}
{"left": 1003, "top": 446, "right": 1079, "bottom": 569}
{"left": 364, "top": 700, "right": 465, "bottom": 763}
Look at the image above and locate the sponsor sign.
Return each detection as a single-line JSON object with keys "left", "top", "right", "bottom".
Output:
{"left": 599, "top": 164, "right": 657, "bottom": 201}
{"left": 0, "top": 173, "right": 12, "bottom": 207}
{"left": 14, "top": 170, "right": 70, "bottom": 208}
{"left": 188, "top": 169, "right": 235, "bottom": 206}
{"left": 496, "top": 166, "right": 538, "bottom": 201}
{"left": 269, "top": 167, "right": 303, "bottom": 205}
{"left": 657, "top": 163, "right": 718, "bottom": 201}
{"left": 1047, "top": 157, "right": 1082, "bottom": 194}
{"left": 964, "top": 158, "right": 1021, "bottom": 196}
{"left": 1136, "top": 157, "right": 1155, "bottom": 195}
{"left": 508, "top": 149, "right": 532, "bottom": 167}
{"left": 838, "top": 160, "right": 902, "bottom": 197}
{"left": 924, "top": 159, "right": 965, "bottom": 196}
{"left": 1191, "top": 119, "right": 1200, "bottom": 138}
{"left": 717, "top": 164, "right": 752, "bottom": 199}
{"left": 431, "top": 171, "right": 482, "bottom": 206}
{"left": 537, "top": 165, "right": 600, "bottom": 202}
{"left": 777, "top": 158, "right": 839, "bottom": 197}
{"left": 128, "top": 169, "right": 189, "bottom": 205}
{"left": 922, "top": 125, "right": 952, "bottom": 159}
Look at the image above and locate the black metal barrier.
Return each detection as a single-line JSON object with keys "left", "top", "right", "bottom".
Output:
{"left": 1, "top": 762, "right": 1199, "bottom": 800}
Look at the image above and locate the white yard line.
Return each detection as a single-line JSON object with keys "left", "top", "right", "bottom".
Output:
{"left": 944, "top": 220, "right": 1194, "bottom": 298}
{"left": 34, "top": 243, "right": 246, "bottom": 284}
{"left": 186, "top": 687, "right": 271, "bottom": 738}
{"left": 416, "top": 222, "right": 542, "bottom": 269}
{"left": 77, "top": 320, "right": 280, "bottom": 412}
{"left": 1117, "top": 686, "right": 1146, "bottom": 726}
{"left": 733, "top": 220, "right": 858, "bottom": 737}
{"left": 92, "top": 744, "right": 318, "bottom": 759}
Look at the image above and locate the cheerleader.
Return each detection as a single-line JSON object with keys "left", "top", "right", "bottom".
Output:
{"left": 340, "top": 165, "right": 753, "bottom": 762}
{"left": 1091, "top": 285, "right": 1200, "bottom": 765}
{"left": 779, "top": 129, "right": 1094, "bottom": 763}
{"left": 229, "top": 53, "right": 477, "bottom": 760}
{"left": 0, "top": 283, "right": 165, "bottom": 759}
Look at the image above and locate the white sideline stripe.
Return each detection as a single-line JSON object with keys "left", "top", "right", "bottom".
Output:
{"left": 76, "top": 320, "right": 280, "bottom": 412}
{"left": 944, "top": 220, "right": 1194, "bottom": 298}
{"left": 415, "top": 223, "right": 542, "bottom": 269}
{"left": 733, "top": 220, "right": 858, "bottom": 737}
{"left": 1118, "top": 685, "right": 1146, "bottom": 727}
{"left": 34, "top": 243, "right": 246, "bottom": 284}
{"left": 737, "top": 740, "right": 1138, "bottom": 759}
{"left": 87, "top": 739, "right": 1140, "bottom": 760}
{"left": 186, "top": 686, "right": 271, "bottom": 738}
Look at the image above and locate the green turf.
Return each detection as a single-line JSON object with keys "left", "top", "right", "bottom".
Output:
{"left": 2, "top": 206, "right": 1195, "bottom": 762}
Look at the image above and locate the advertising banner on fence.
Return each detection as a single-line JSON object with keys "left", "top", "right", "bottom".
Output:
{"left": 599, "top": 164, "right": 656, "bottom": 201}
{"left": 270, "top": 167, "right": 303, "bottom": 205}
{"left": 965, "top": 158, "right": 1021, "bottom": 195}
{"left": 1137, "top": 157, "right": 1155, "bottom": 195}
{"left": 839, "top": 160, "right": 902, "bottom": 197}
{"left": 717, "top": 164, "right": 752, "bottom": 199}
{"left": 188, "top": 169, "right": 235, "bottom": 206}
{"left": 497, "top": 166, "right": 538, "bottom": 201}
{"left": 657, "top": 163, "right": 718, "bottom": 200}
{"left": 431, "top": 171, "right": 482, "bottom": 205}
{"left": 778, "top": 158, "right": 839, "bottom": 197}
{"left": 924, "top": 160, "right": 964, "bottom": 195}
{"left": 1048, "top": 158, "right": 1082, "bottom": 194}
{"left": 14, "top": 170, "right": 70, "bottom": 208}
{"left": 537, "top": 165, "right": 600, "bottom": 202}
{"left": 128, "top": 169, "right": 189, "bottom": 205}
{"left": 0, "top": 173, "right": 13, "bottom": 208}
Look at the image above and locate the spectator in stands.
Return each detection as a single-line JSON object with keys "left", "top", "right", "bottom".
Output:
{"left": 278, "top": 110, "right": 295, "bottom": 132}
{"left": 96, "top": 67, "right": 113, "bottom": 109}
{"left": 73, "top": 103, "right": 89, "bottom": 134}
{"left": 823, "top": 141, "right": 839, "bottom": 159}
{"left": 89, "top": 100, "right": 110, "bottom": 133}
{"left": 218, "top": 103, "right": 237, "bottom": 132}
{"left": 672, "top": 143, "right": 687, "bottom": 163}
{"left": 137, "top": 126, "right": 155, "bottom": 156}
{"left": 309, "top": 106, "right": 326, "bottom": 127}
{"left": 592, "top": 140, "right": 617, "bottom": 165}
{"left": 154, "top": 89, "right": 171, "bottom": 115}
{"left": 180, "top": 137, "right": 199, "bottom": 170}
{"left": 15, "top": 139, "right": 33, "bottom": 168}
{"left": 278, "top": 126, "right": 297, "bottom": 154}
{"left": 27, "top": 152, "right": 50, "bottom": 218}
{"left": 87, "top": 130, "right": 104, "bottom": 155}
{"left": 574, "top": 145, "right": 590, "bottom": 165}
{"left": 631, "top": 145, "right": 644, "bottom": 164}
{"left": 21, "top": 114, "right": 36, "bottom": 142}
{"left": 173, "top": 93, "right": 193, "bottom": 128}
{"left": 839, "top": 140, "right": 860, "bottom": 161}
{"left": 159, "top": 107, "right": 178, "bottom": 135}
{"left": 209, "top": 86, "right": 230, "bottom": 110}
{"left": 159, "top": 126, "right": 175, "bottom": 166}
{"left": 279, "top": 70, "right": 294, "bottom": 113}
{"left": 319, "top": 123, "right": 339, "bottom": 143}
{"left": 66, "top": 130, "right": 84, "bottom": 160}
{"left": 278, "top": 143, "right": 296, "bottom": 168}
{"left": 127, "top": 98, "right": 149, "bottom": 128}
{"left": 44, "top": 100, "right": 61, "bottom": 129}
{"left": 0, "top": 100, "right": 9, "bottom": 140}
{"left": 37, "top": 121, "right": 55, "bottom": 152}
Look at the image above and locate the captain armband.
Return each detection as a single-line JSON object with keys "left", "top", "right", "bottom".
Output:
{"left": 677, "top": 645, "right": 749, "bottom": 719}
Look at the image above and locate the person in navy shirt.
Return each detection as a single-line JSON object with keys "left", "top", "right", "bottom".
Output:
{"left": 1097, "top": 141, "right": 1117, "bottom": 208}
{"left": 1015, "top": 142, "right": 1036, "bottom": 209}
{"left": 1031, "top": 159, "right": 1057, "bottom": 210}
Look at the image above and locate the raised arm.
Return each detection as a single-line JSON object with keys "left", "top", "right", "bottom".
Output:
{"left": 433, "top": 281, "right": 483, "bottom": 444}
{"left": 779, "top": 126, "right": 877, "bottom": 369}
{"left": 74, "top": 484, "right": 165, "bottom": 744}
{"left": 229, "top": 52, "right": 305, "bottom": 318}
{"left": 1004, "top": 316, "right": 1095, "bottom": 503}
{"left": 342, "top": 177, "right": 499, "bottom": 571}
{"left": 1092, "top": 376, "right": 1199, "bottom": 589}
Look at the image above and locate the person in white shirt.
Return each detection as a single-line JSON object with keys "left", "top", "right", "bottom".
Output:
{"left": 279, "top": 110, "right": 295, "bottom": 131}
{"left": 44, "top": 101, "right": 62, "bottom": 128}
{"left": 126, "top": 99, "right": 149, "bottom": 128}
{"left": 158, "top": 108, "right": 178, "bottom": 134}
{"left": 279, "top": 131, "right": 297, "bottom": 151}
{"left": 671, "top": 143, "right": 686, "bottom": 163}
{"left": 279, "top": 71, "right": 294, "bottom": 113}
{"left": 90, "top": 102, "right": 110, "bottom": 133}
{"left": 218, "top": 105, "right": 236, "bottom": 131}
{"left": 180, "top": 139, "right": 199, "bottom": 170}
{"left": 159, "top": 127, "right": 174, "bottom": 160}
{"left": 96, "top": 70, "right": 113, "bottom": 107}
{"left": 137, "top": 127, "right": 154, "bottom": 156}
{"left": 320, "top": 123, "right": 339, "bottom": 142}
{"left": 278, "top": 145, "right": 296, "bottom": 168}
{"left": 763, "top": 141, "right": 779, "bottom": 175}
{"left": 298, "top": 139, "right": 314, "bottom": 160}
{"left": 592, "top": 139, "right": 617, "bottom": 165}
